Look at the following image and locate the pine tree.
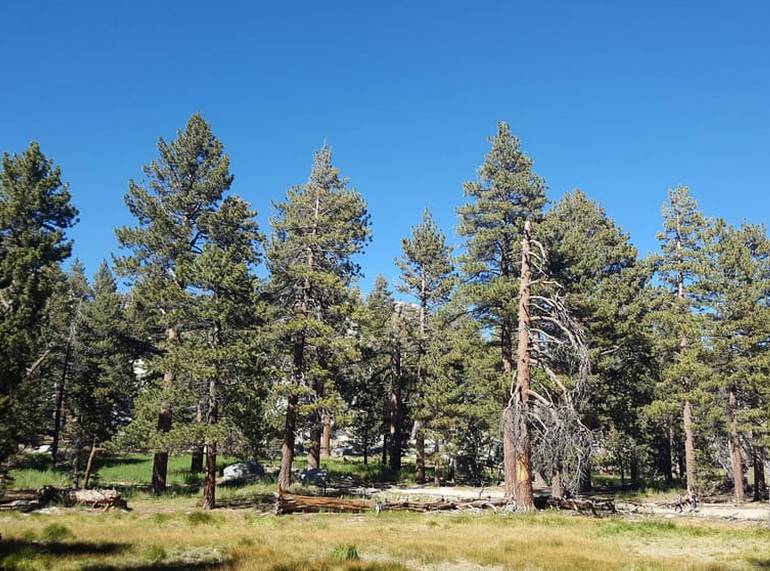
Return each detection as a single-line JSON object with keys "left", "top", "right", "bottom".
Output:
{"left": 0, "top": 142, "right": 78, "bottom": 461}
{"left": 115, "top": 113, "right": 235, "bottom": 493}
{"left": 457, "top": 122, "right": 546, "bottom": 501}
{"left": 396, "top": 209, "right": 454, "bottom": 482}
{"left": 267, "top": 145, "right": 370, "bottom": 489}
{"left": 702, "top": 221, "right": 770, "bottom": 503}
{"left": 66, "top": 261, "right": 138, "bottom": 487}
{"left": 652, "top": 186, "right": 710, "bottom": 495}
{"left": 184, "top": 195, "right": 262, "bottom": 508}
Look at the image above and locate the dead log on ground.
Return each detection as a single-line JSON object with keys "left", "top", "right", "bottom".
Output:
{"left": 0, "top": 486, "right": 128, "bottom": 511}
{"left": 275, "top": 492, "right": 371, "bottom": 514}
{"left": 66, "top": 489, "right": 128, "bottom": 510}
{"left": 547, "top": 496, "right": 616, "bottom": 516}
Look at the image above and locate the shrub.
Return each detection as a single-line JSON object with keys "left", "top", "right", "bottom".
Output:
{"left": 40, "top": 523, "right": 73, "bottom": 542}
{"left": 331, "top": 544, "right": 360, "bottom": 561}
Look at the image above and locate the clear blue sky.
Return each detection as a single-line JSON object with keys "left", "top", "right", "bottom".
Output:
{"left": 2, "top": 1, "right": 769, "bottom": 294}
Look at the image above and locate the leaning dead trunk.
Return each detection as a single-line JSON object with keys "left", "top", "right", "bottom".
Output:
{"left": 152, "top": 327, "right": 177, "bottom": 494}
{"left": 82, "top": 437, "right": 99, "bottom": 489}
{"left": 728, "top": 388, "right": 744, "bottom": 504}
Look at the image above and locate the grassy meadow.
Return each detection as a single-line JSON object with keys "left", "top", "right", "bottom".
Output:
{"left": 3, "top": 454, "right": 770, "bottom": 570}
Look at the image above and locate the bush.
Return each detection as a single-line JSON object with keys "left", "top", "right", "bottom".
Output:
{"left": 145, "top": 545, "right": 167, "bottom": 562}
{"left": 40, "top": 523, "right": 73, "bottom": 542}
{"left": 331, "top": 544, "right": 360, "bottom": 561}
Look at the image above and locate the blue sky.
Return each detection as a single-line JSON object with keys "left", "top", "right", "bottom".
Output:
{"left": 2, "top": 1, "right": 769, "bottom": 294}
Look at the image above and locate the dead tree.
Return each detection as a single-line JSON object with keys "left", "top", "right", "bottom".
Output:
{"left": 503, "top": 220, "right": 592, "bottom": 509}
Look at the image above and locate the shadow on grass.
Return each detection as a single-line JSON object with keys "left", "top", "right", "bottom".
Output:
{"left": 80, "top": 563, "right": 231, "bottom": 570}
{"left": 749, "top": 559, "right": 770, "bottom": 569}
{"left": 1, "top": 539, "right": 233, "bottom": 570}
{"left": 0, "top": 538, "right": 129, "bottom": 558}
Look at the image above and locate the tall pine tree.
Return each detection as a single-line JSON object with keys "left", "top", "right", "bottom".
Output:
{"left": 267, "top": 145, "right": 370, "bottom": 489}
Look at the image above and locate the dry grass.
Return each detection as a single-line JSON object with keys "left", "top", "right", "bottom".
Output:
{"left": 2, "top": 497, "right": 770, "bottom": 570}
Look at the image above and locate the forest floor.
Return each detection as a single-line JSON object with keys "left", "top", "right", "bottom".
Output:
{"left": 2, "top": 453, "right": 770, "bottom": 570}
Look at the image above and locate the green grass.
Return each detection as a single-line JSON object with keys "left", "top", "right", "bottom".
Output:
{"left": 1, "top": 502, "right": 768, "bottom": 570}
{"left": 7, "top": 452, "right": 238, "bottom": 491}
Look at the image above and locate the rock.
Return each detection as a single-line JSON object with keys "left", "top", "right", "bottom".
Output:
{"left": 221, "top": 461, "right": 264, "bottom": 483}
{"left": 298, "top": 468, "right": 328, "bottom": 487}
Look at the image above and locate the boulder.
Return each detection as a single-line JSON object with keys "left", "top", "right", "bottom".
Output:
{"left": 221, "top": 461, "right": 264, "bottom": 483}
{"left": 298, "top": 468, "right": 328, "bottom": 487}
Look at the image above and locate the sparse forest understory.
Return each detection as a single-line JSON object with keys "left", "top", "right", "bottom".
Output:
{"left": 2, "top": 116, "right": 770, "bottom": 566}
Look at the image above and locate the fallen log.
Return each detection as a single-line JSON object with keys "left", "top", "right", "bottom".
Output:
{"left": 275, "top": 492, "right": 371, "bottom": 514}
{"left": 0, "top": 486, "right": 128, "bottom": 511}
{"left": 66, "top": 489, "right": 128, "bottom": 511}
{"left": 547, "top": 496, "right": 616, "bottom": 516}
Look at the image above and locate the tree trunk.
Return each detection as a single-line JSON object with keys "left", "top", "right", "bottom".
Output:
{"left": 278, "top": 392, "right": 298, "bottom": 491}
{"left": 202, "top": 380, "right": 218, "bottom": 510}
{"left": 683, "top": 399, "right": 697, "bottom": 494}
{"left": 433, "top": 442, "right": 441, "bottom": 486}
{"left": 51, "top": 339, "right": 73, "bottom": 466}
{"left": 728, "top": 388, "right": 744, "bottom": 504}
{"left": 551, "top": 464, "right": 563, "bottom": 498}
{"left": 510, "top": 220, "right": 535, "bottom": 510}
{"left": 414, "top": 274, "right": 428, "bottom": 484}
{"left": 752, "top": 446, "right": 767, "bottom": 501}
{"left": 500, "top": 259, "right": 516, "bottom": 498}
{"left": 82, "top": 437, "right": 98, "bottom": 489}
{"left": 152, "top": 327, "right": 177, "bottom": 494}
{"left": 307, "top": 419, "right": 322, "bottom": 470}
{"left": 630, "top": 451, "right": 640, "bottom": 489}
{"left": 51, "top": 298, "right": 82, "bottom": 466}
{"left": 415, "top": 420, "right": 426, "bottom": 483}
{"left": 664, "top": 425, "right": 674, "bottom": 482}
{"left": 388, "top": 348, "right": 402, "bottom": 472}
{"left": 190, "top": 398, "right": 204, "bottom": 473}
{"left": 321, "top": 414, "right": 332, "bottom": 458}
{"left": 381, "top": 433, "right": 388, "bottom": 466}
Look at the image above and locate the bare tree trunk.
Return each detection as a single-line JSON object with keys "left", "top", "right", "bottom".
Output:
{"left": 752, "top": 445, "right": 767, "bottom": 501}
{"left": 202, "top": 377, "right": 218, "bottom": 510}
{"left": 51, "top": 338, "right": 72, "bottom": 466}
{"left": 152, "top": 327, "right": 177, "bottom": 494}
{"left": 321, "top": 414, "right": 332, "bottom": 458}
{"left": 551, "top": 464, "right": 563, "bottom": 498}
{"left": 279, "top": 391, "right": 298, "bottom": 491}
{"left": 683, "top": 400, "right": 696, "bottom": 494}
{"left": 509, "top": 220, "right": 535, "bottom": 510}
{"left": 415, "top": 420, "right": 426, "bottom": 483}
{"left": 82, "top": 437, "right": 98, "bottom": 489}
{"left": 307, "top": 418, "right": 322, "bottom": 470}
{"left": 51, "top": 299, "right": 82, "bottom": 466}
{"left": 728, "top": 388, "right": 744, "bottom": 504}
{"left": 190, "top": 397, "right": 204, "bottom": 473}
